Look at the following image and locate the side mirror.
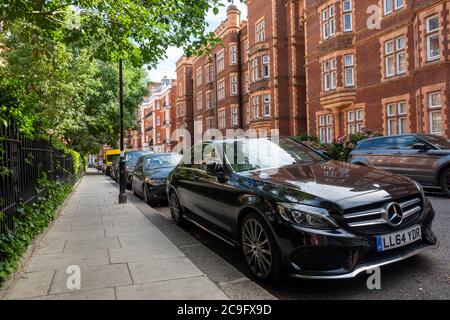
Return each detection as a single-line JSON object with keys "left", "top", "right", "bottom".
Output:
{"left": 413, "top": 143, "right": 428, "bottom": 151}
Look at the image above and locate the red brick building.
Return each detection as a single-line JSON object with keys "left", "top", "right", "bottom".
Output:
{"left": 137, "top": 78, "right": 177, "bottom": 153}
{"left": 189, "top": 5, "right": 244, "bottom": 141}
{"left": 304, "top": 0, "right": 450, "bottom": 142}
{"left": 246, "top": 0, "right": 307, "bottom": 136}
{"left": 175, "top": 56, "right": 194, "bottom": 144}
{"left": 170, "top": 0, "right": 449, "bottom": 143}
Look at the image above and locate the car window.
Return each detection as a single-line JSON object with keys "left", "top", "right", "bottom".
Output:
{"left": 369, "top": 137, "right": 396, "bottom": 150}
{"left": 357, "top": 140, "right": 372, "bottom": 149}
{"left": 396, "top": 136, "right": 421, "bottom": 150}
{"left": 222, "top": 138, "right": 323, "bottom": 173}
{"left": 419, "top": 134, "right": 450, "bottom": 149}
{"left": 143, "top": 154, "right": 182, "bottom": 170}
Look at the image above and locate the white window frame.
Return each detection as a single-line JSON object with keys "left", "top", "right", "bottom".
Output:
{"left": 217, "top": 50, "right": 225, "bottom": 73}
{"left": 429, "top": 92, "right": 442, "bottom": 134}
{"left": 344, "top": 54, "right": 355, "bottom": 87}
{"left": 396, "top": 36, "right": 406, "bottom": 74}
{"left": 230, "top": 44, "right": 237, "bottom": 65}
{"left": 231, "top": 75, "right": 238, "bottom": 96}
{"left": 426, "top": 15, "right": 440, "bottom": 62}
{"left": 342, "top": 0, "right": 353, "bottom": 32}
{"left": 263, "top": 94, "right": 271, "bottom": 118}
{"left": 218, "top": 79, "right": 225, "bottom": 101}
{"left": 253, "top": 96, "right": 260, "bottom": 119}
{"left": 322, "top": 5, "right": 335, "bottom": 40}
{"left": 218, "top": 108, "right": 226, "bottom": 129}
{"left": 256, "top": 19, "right": 265, "bottom": 43}
{"left": 262, "top": 55, "right": 270, "bottom": 78}
{"left": 232, "top": 106, "right": 239, "bottom": 126}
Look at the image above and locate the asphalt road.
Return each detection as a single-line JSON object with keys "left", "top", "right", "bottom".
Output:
{"left": 145, "top": 189, "right": 449, "bottom": 300}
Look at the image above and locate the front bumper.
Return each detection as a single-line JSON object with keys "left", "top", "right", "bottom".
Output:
{"left": 146, "top": 184, "right": 168, "bottom": 203}
{"left": 274, "top": 198, "right": 437, "bottom": 279}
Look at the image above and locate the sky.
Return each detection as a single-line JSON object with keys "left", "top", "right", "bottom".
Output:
{"left": 147, "top": 0, "right": 248, "bottom": 82}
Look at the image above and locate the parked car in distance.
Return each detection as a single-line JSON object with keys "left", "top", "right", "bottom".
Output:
{"left": 132, "top": 153, "right": 182, "bottom": 206}
{"left": 124, "top": 150, "right": 154, "bottom": 189}
{"left": 167, "top": 137, "right": 437, "bottom": 283}
{"left": 349, "top": 134, "right": 450, "bottom": 196}
{"left": 110, "top": 158, "right": 120, "bottom": 181}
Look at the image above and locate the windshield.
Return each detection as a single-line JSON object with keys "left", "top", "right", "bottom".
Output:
{"left": 144, "top": 154, "right": 182, "bottom": 170}
{"left": 126, "top": 152, "right": 148, "bottom": 166}
{"left": 222, "top": 138, "right": 324, "bottom": 173}
{"left": 420, "top": 134, "right": 450, "bottom": 149}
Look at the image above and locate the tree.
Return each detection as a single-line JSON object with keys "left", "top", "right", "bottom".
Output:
{"left": 1, "top": 0, "right": 229, "bottom": 65}
{"left": 0, "top": 20, "right": 148, "bottom": 155}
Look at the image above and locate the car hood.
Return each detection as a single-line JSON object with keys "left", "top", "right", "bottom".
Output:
{"left": 143, "top": 167, "right": 175, "bottom": 179}
{"left": 238, "top": 160, "right": 420, "bottom": 210}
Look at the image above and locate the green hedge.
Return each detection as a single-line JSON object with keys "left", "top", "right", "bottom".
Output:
{"left": 0, "top": 177, "right": 73, "bottom": 285}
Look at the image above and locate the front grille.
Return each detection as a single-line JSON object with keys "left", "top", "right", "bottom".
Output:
{"left": 342, "top": 196, "right": 423, "bottom": 235}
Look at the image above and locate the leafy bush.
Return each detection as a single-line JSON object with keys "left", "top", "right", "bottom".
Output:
{"left": 324, "top": 128, "right": 382, "bottom": 162}
{"left": 0, "top": 176, "right": 73, "bottom": 285}
{"left": 297, "top": 128, "right": 382, "bottom": 162}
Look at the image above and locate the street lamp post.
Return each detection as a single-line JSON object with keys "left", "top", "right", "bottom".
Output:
{"left": 118, "top": 59, "right": 127, "bottom": 204}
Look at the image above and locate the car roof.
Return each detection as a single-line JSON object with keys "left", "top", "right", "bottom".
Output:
{"left": 361, "top": 134, "right": 418, "bottom": 142}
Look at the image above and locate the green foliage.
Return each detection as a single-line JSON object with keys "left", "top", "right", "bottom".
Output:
{"left": 322, "top": 129, "right": 383, "bottom": 162}
{"left": 0, "top": 0, "right": 238, "bottom": 65}
{"left": 0, "top": 21, "right": 148, "bottom": 155}
{"left": 0, "top": 178, "right": 73, "bottom": 285}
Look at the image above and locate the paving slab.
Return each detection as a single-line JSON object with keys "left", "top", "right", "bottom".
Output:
{"left": 108, "top": 245, "right": 184, "bottom": 264}
{"left": 128, "top": 257, "right": 204, "bottom": 284}
{"left": 115, "top": 276, "right": 229, "bottom": 300}
{"left": 6, "top": 271, "right": 55, "bottom": 299}
{"left": 63, "top": 237, "right": 121, "bottom": 253}
{"left": 49, "top": 264, "right": 132, "bottom": 295}
{"left": 30, "top": 288, "right": 116, "bottom": 300}
{"left": 25, "top": 249, "right": 110, "bottom": 272}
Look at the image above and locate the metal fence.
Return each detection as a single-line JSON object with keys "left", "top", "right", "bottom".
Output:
{"left": 0, "top": 120, "right": 75, "bottom": 235}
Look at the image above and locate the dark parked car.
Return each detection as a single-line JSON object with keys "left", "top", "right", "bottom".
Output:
{"left": 350, "top": 134, "right": 450, "bottom": 196}
{"left": 110, "top": 158, "right": 120, "bottom": 181}
{"left": 132, "top": 153, "right": 182, "bottom": 206}
{"left": 124, "top": 150, "right": 153, "bottom": 188}
{"left": 167, "top": 137, "right": 437, "bottom": 283}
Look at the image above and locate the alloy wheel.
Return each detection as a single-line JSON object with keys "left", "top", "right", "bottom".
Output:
{"left": 440, "top": 168, "right": 450, "bottom": 197}
{"left": 242, "top": 218, "right": 273, "bottom": 279}
{"left": 169, "top": 193, "right": 181, "bottom": 224}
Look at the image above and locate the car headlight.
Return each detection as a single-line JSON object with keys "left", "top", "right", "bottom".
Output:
{"left": 277, "top": 203, "right": 338, "bottom": 229}
{"left": 414, "top": 181, "right": 425, "bottom": 198}
{"left": 144, "top": 177, "right": 166, "bottom": 186}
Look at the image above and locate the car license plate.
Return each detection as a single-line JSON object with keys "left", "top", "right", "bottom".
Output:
{"left": 376, "top": 225, "right": 422, "bottom": 252}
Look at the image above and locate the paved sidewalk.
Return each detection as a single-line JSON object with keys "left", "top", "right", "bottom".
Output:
{"left": 3, "top": 170, "right": 229, "bottom": 300}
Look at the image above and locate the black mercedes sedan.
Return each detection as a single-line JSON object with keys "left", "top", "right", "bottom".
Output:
{"left": 166, "top": 137, "right": 437, "bottom": 283}
{"left": 132, "top": 153, "right": 182, "bottom": 206}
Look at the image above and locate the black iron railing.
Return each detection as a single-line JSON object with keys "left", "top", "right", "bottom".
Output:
{"left": 0, "top": 120, "right": 75, "bottom": 235}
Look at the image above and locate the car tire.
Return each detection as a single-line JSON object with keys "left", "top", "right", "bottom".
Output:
{"left": 240, "top": 212, "right": 282, "bottom": 284}
{"left": 169, "top": 192, "right": 184, "bottom": 226}
{"left": 132, "top": 181, "right": 138, "bottom": 196}
{"left": 440, "top": 168, "right": 450, "bottom": 197}
{"left": 143, "top": 185, "right": 154, "bottom": 206}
